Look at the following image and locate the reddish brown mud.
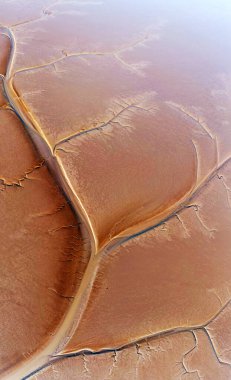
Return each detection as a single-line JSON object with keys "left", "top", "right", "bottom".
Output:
{"left": 0, "top": 1, "right": 231, "bottom": 379}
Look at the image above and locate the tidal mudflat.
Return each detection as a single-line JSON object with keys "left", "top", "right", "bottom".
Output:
{"left": 0, "top": 1, "right": 231, "bottom": 379}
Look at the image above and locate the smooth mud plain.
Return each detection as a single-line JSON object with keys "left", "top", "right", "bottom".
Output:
{"left": 0, "top": 0, "right": 231, "bottom": 379}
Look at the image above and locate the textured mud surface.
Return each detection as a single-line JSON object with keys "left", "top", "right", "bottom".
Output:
{"left": 0, "top": 0, "right": 231, "bottom": 379}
